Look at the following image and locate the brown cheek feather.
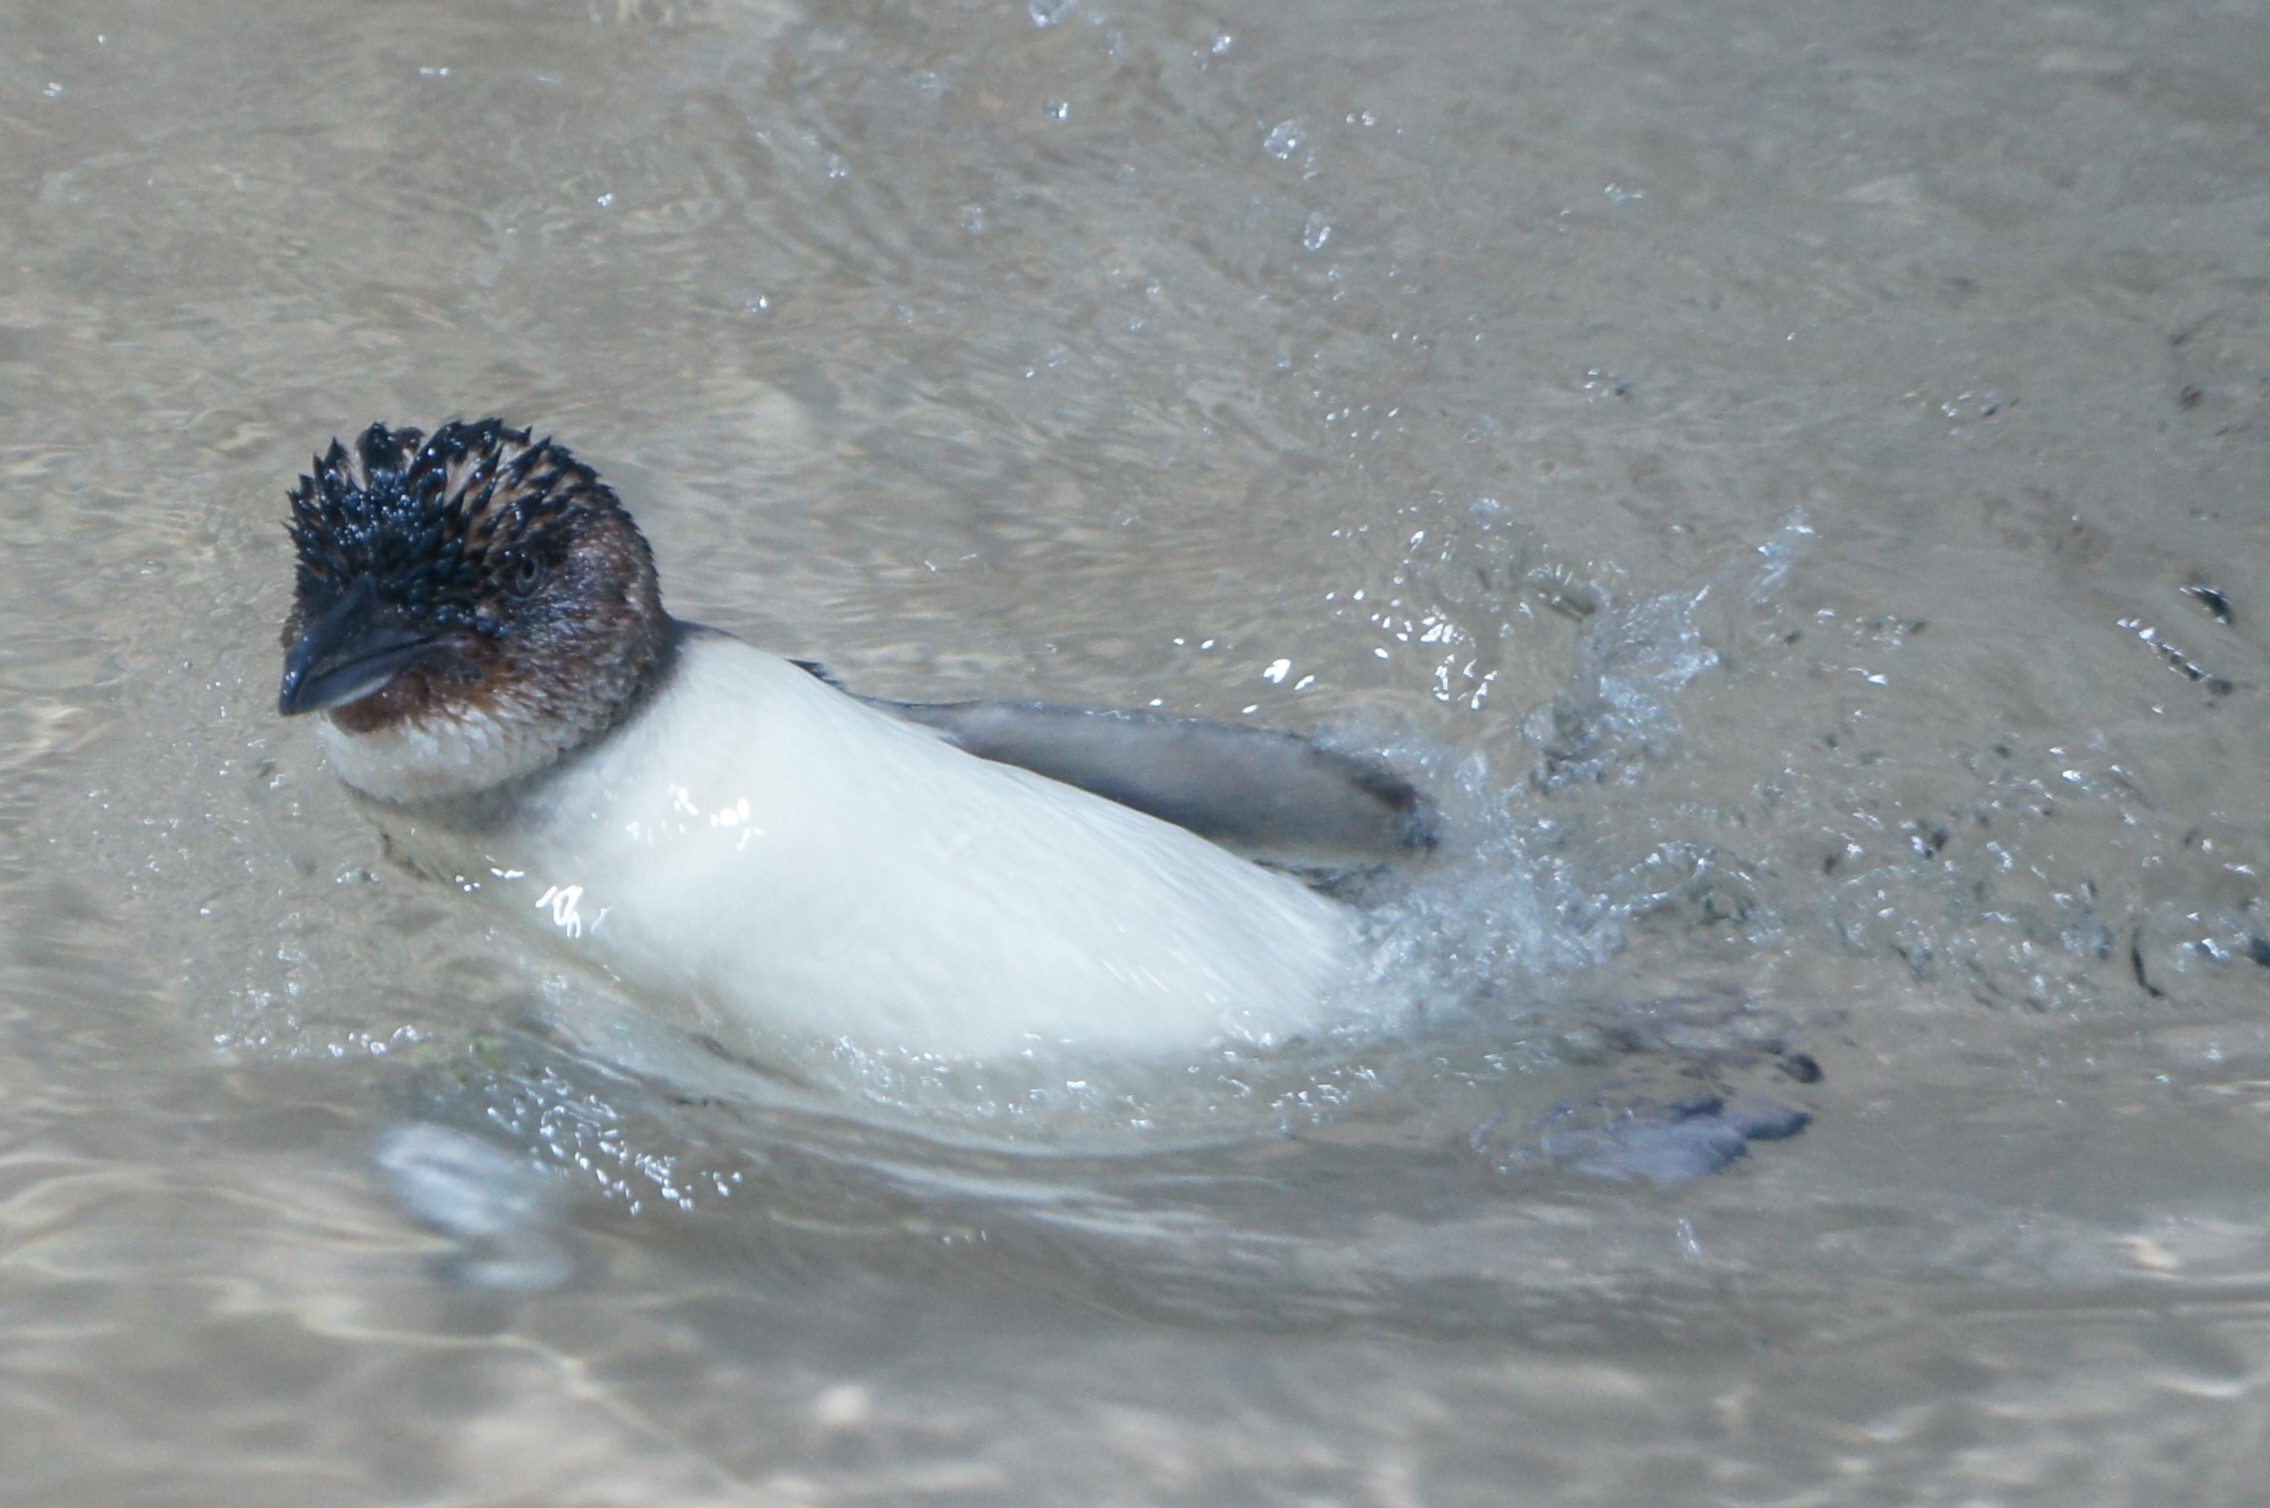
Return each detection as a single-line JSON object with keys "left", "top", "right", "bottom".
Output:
{"left": 329, "top": 670, "right": 442, "bottom": 735}
{"left": 327, "top": 647, "right": 512, "bottom": 735}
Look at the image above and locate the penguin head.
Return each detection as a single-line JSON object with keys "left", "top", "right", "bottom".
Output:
{"left": 279, "top": 420, "right": 673, "bottom": 799}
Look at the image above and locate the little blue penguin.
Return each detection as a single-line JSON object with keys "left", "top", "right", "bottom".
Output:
{"left": 276, "top": 420, "right": 1434, "bottom": 1063}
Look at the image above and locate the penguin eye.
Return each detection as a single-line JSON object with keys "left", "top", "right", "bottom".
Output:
{"left": 504, "top": 553, "right": 545, "bottom": 599}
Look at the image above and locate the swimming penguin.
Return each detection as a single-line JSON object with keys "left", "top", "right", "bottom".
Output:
{"left": 276, "top": 420, "right": 1434, "bottom": 1063}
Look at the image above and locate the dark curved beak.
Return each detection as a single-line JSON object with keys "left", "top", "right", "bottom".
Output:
{"left": 278, "top": 575, "right": 435, "bottom": 716}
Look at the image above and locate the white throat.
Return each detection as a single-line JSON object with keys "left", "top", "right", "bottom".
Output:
{"left": 315, "top": 696, "right": 582, "bottom": 805}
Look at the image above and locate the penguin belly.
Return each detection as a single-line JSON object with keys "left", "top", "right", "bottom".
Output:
{"left": 382, "top": 634, "right": 1366, "bottom": 1061}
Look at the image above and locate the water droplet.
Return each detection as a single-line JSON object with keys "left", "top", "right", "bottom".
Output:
{"left": 1029, "top": 0, "right": 1076, "bottom": 27}
{"left": 825, "top": 154, "right": 848, "bottom": 180}
{"left": 1263, "top": 119, "right": 1304, "bottom": 160}
{"left": 595, "top": 193, "right": 615, "bottom": 208}
{"left": 42, "top": 81, "right": 64, "bottom": 99}
{"left": 959, "top": 204, "right": 986, "bottom": 233}
{"left": 1041, "top": 99, "right": 1070, "bottom": 121}
{"left": 744, "top": 294, "right": 772, "bottom": 314}
{"left": 1301, "top": 212, "right": 1331, "bottom": 251}
{"left": 1210, "top": 33, "right": 1234, "bottom": 55}
{"left": 1604, "top": 183, "right": 1644, "bottom": 204}
{"left": 1262, "top": 658, "right": 1292, "bottom": 684}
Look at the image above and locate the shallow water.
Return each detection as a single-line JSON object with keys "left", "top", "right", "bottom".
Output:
{"left": 5, "top": 0, "right": 2270, "bottom": 1500}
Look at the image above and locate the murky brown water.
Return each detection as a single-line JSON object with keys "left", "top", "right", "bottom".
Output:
{"left": 5, "top": 0, "right": 2270, "bottom": 1500}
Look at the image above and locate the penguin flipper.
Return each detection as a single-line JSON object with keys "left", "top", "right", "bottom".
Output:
{"left": 868, "top": 697, "right": 1438, "bottom": 863}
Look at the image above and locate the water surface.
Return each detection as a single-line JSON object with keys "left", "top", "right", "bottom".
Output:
{"left": 4, "top": 0, "right": 2270, "bottom": 1500}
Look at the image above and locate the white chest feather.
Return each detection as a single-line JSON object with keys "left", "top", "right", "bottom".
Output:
{"left": 315, "top": 690, "right": 574, "bottom": 805}
{"left": 361, "top": 636, "right": 1364, "bottom": 1061}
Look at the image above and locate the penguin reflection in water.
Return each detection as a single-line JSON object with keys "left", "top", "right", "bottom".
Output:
{"left": 277, "top": 420, "right": 1437, "bottom": 1067}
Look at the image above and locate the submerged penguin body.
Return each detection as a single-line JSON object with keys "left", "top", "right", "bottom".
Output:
{"left": 278, "top": 420, "right": 1423, "bottom": 1065}
{"left": 363, "top": 631, "right": 1363, "bottom": 1059}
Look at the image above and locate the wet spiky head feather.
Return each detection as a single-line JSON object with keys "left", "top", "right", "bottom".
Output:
{"left": 280, "top": 419, "right": 674, "bottom": 803}
{"left": 286, "top": 419, "right": 621, "bottom": 634}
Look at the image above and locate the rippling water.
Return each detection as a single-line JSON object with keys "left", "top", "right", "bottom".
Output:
{"left": 5, "top": 0, "right": 2270, "bottom": 1500}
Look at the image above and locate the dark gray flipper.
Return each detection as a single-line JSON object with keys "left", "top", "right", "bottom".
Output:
{"left": 872, "top": 696, "right": 1437, "bottom": 864}
{"left": 779, "top": 657, "right": 1436, "bottom": 864}
{"left": 1465, "top": 995, "right": 1820, "bottom": 1186}
{"left": 1523, "top": 1092, "right": 1810, "bottom": 1185}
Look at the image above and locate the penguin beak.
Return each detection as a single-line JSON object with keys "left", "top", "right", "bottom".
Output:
{"left": 278, "top": 575, "right": 437, "bottom": 716}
